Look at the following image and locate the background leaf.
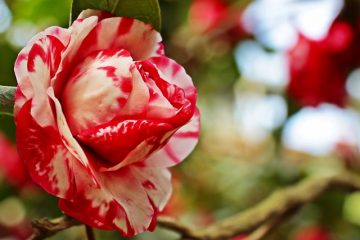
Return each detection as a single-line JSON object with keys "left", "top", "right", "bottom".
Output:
{"left": 0, "top": 86, "right": 15, "bottom": 116}
{"left": 70, "top": 0, "right": 161, "bottom": 31}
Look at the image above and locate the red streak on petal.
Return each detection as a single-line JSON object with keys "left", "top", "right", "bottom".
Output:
{"left": 54, "top": 27, "right": 60, "bottom": 35}
{"left": 156, "top": 44, "right": 165, "bottom": 55}
{"left": 77, "top": 26, "right": 99, "bottom": 59}
{"left": 142, "top": 180, "right": 157, "bottom": 190}
{"left": 118, "top": 18, "right": 134, "bottom": 36}
{"left": 28, "top": 43, "right": 47, "bottom": 72}
{"left": 77, "top": 119, "right": 173, "bottom": 165}
{"left": 174, "top": 131, "right": 199, "bottom": 138}
{"left": 120, "top": 77, "right": 133, "bottom": 93}
{"left": 164, "top": 145, "right": 181, "bottom": 164}
{"left": 172, "top": 63, "right": 181, "bottom": 77}
{"left": 124, "top": 216, "right": 135, "bottom": 237}
{"left": 15, "top": 53, "right": 27, "bottom": 67}
{"left": 47, "top": 35, "right": 65, "bottom": 77}
{"left": 98, "top": 66, "right": 117, "bottom": 81}
{"left": 15, "top": 87, "right": 25, "bottom": 101}
{"left": 147, "top": 197, "right": 159, "bottom": 232}
{"left": 117, "top": 97, "right": 127, "bottom": 107}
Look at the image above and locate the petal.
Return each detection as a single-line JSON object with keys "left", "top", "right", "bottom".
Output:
{"left": 144, "top": 108, "right": 200, "bottom": 167}
{"left": 14, "top": 86, "right": 27, "bottom": 116}
{"left": 62, "top": 49, "right": 134, "bottom": 135}
{"left": 137, "top": 65, "right": 179, "bottom": 119}
{"left": 48, "top": 88, "right": 97, "bottom": 182}
{"left": 59, "top": 163, "right": 172, "bottom": 237}
{"left": 77, "top": 119, "right": 173, "bottom": 165}
{"left": 52, "top": 16, "right": 99, "bottom": 95}
{"left": 148, "top": 56, "right": 195, "bottom": 93}
{"left": 58, "top": 159, "right": 119, "bottom": 231}
{"left": 26, "top": 35, "right": 65, "bottom": 127}
{"left": 131, "top": 166, "right": 172, "bottom": 210}
{"left": 76, "top": 17, "right": 163, "bottom": 62}
{"left": 136, "top": 61, "right": 197, "bottom": 126}
{"left": 14, "top": 33, "right": 67, "bottom": 125}
{"left": 15, "top": 100, "right": 74, "bottom": 199}
{"left": 14, "top": 27, "right": 70, "bottom": 110}
{"left": 118, "top": 65, "right": 150, "bottom": 116}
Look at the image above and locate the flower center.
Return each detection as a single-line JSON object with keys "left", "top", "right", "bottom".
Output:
{"left": 61, "top": 49, "right": 134, "bottom": 136}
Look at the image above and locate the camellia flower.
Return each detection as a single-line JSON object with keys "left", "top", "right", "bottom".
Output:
{"left": 287, "top": 20, "right": 360, "bottom": 107}
{"left": 14, "top": 10, "right": 200, "bottom": 236}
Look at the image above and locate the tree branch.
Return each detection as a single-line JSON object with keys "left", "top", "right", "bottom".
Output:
{"left": 28, "top": 171, "right": 360, "bottom": 240}
{"left": 28, "top": 216, "right": 81, "bottom": 240}
{"left": 0, "top": 85, "right": 16, "bottom": 115}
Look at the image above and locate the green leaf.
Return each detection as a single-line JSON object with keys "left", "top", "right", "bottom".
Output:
{"left": 0, "top": 86, "right": 15, "bottom": 116}
{"left": 70, "top": 0, "right": 161, "bottom": 31}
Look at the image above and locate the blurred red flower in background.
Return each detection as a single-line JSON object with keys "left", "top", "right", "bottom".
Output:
{"left": 0, "top": 133, "right": 32, "bottom": 189}
{"left": 189, "top": 0, "right": 228, "bottom": 33}
{"left": 287, "top": 20, "right": 360, "bottom": 107}
{"left": 189, "top": 0, "right": 246, "bottom": 44}
{"left": 0, "top": 134, "right": 34, "bottom": 239}
{"left": 0, "top": 222, "right": 32, "bottom": 240}
{"left": 231, "top": 235, "right": 248, "bottom": 240}
{"left": 292, "top": 226, "right": 331, "bottom": 240}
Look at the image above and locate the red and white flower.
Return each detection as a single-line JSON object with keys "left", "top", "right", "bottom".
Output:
{"left": 14, "top": 10, "right": 199, "bottom": 236}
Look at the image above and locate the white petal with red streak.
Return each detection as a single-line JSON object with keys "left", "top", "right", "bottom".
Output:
{"left": 48, "top": 88, "right": 97, "bottom": 182}
{"left": 119, "top": 66, "right": 150, "bottom": 116}
{"left": 16, "top": 101, "right": 74, "bottom": 199}
{"left": 76, "top": 17, "right": 163, "bottom": 62}
{"left": 51, "top": 16, "right": 99, "bottom": 94}
{"left": 131, "top": 166, "right": 172, "bottom": 210}
{"left": 26, "top": 36, "right": 65, "bottom": 127}
{"left": 62, "top": 49, "right": 134, "bottom": 135}
{"left": 14, "top": 27, "right": 70, "bottom": 106}
{"left": 145, "top": 108, "right": 200, "bottom": 167}
{"left": 144, "top": 77, "right": 178, "bottom": 119}
{"left": 148, "top": 56, "right": 195, "bottom": 93}
{"left": 78, "top": 118, "right": 173, "bottom": 171}
{"left": 62, "top": 17, "right": 99, "bottom": 63}
{"left": 104, "top": 139, "right": 161, "bottom": 172}
{"left": 59, "top": 163, "right": 172, "bottom": 236}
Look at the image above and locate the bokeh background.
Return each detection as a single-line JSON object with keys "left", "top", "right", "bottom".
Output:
{"left": 2, "top": 0, "right": 360, "bottom": 239}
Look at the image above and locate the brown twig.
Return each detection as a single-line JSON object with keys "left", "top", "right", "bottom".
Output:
{"left": 29, "top": 171, "right": 360, "bottom": 240}
{"left": 28, "top": 216, "right": 81, "bottom": 240}
{"left": 85, "top": 225, "right": 96, "bottom": 240}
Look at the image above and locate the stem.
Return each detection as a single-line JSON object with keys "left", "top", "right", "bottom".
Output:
{"left": 85, "top": 225, "right": 96, "bottom": 240}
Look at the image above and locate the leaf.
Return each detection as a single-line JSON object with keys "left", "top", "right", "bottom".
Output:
{"left": 0, "top": 86, "right": 15, "bottom": 116}
{"left": 70, "top": 0, "right": 161, "bottom": 31}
